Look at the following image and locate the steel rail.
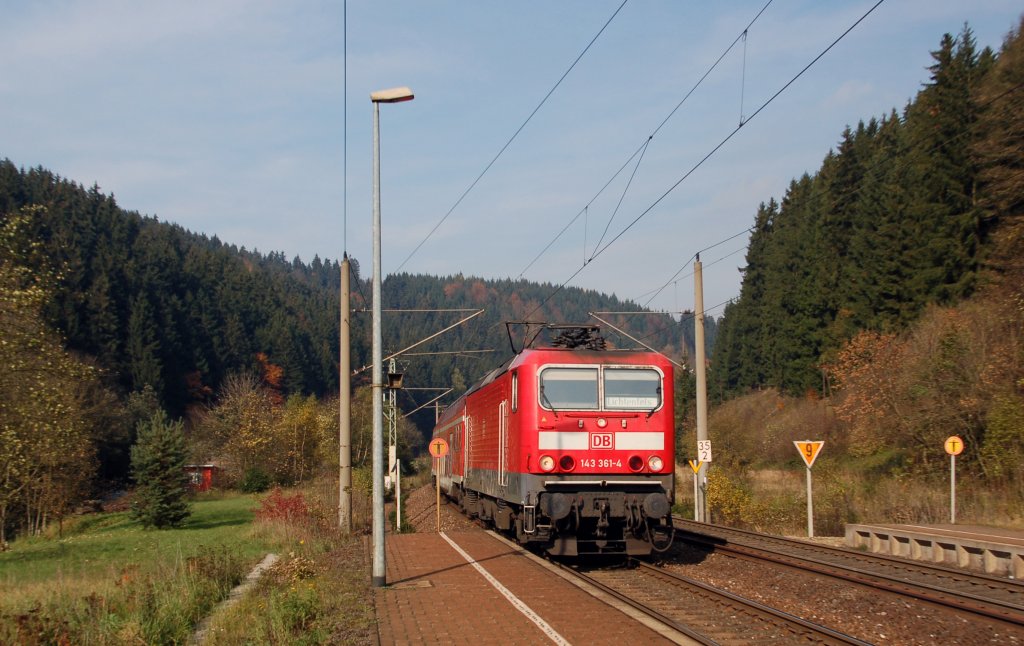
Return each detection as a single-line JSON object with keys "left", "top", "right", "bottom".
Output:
{"left": 549, "top": 560, "right": 716, "bottom": 645}
{"left": 676, "top": 519, "right": 1024, "bottom": 589}
{"left": 673, "top": 520, "right": 1024, "bottom": 627}
{"left": 631, "top": 560, "right": 872, "bottom": 645}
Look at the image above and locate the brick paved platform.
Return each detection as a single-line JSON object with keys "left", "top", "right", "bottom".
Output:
{"left": 374, "top": 530, "right": 678, "bottom": 645}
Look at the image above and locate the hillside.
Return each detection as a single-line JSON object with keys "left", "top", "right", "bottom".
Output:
{"left": 0, "top": 160, "right": 715, "bottom": 407}
{"left": 690, "top": 21, "right": 1024, "bottom": 531}
{"left": 712, "top": 23, "right": 1024, "bottom": 398}
{"left": 0, "top": 161, "right": 717, "bottom": 504}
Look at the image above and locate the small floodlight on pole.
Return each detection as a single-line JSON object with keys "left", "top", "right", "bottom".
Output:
{"left": 370, "top": 86, "right": 414, "bottom": 589}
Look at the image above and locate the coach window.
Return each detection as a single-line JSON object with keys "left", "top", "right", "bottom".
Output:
{"left": 511, "top": 371, "right": 518, "bottom": 412}
{"left": 539, "top": 367, "right": 599, "bottom": 410}
{"left": 604, "top": 367, "right": 661, "bottom": 410}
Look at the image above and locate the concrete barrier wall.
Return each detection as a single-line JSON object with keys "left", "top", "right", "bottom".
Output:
{"left": 845, "top": 524, "right": 1023, "bottom": 579}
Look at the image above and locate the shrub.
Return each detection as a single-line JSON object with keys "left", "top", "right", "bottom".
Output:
{"left": 981, "top": 393, "right": 1024, "bottom": 482}
{"left": 240, "top": 467, "right": 273, "bottom": 493}
{"left": 706, "top": 468, "right": 752, "bottom": 526}
{"left": 255, "top": 488, "right": 310, "bottom": 524}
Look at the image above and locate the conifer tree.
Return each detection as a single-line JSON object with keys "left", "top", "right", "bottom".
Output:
{"left": 974, "top": 17, "right": 1024, "bottom": 277}
{"left": 130, "top": 410, "right": 191, "bottom": 529}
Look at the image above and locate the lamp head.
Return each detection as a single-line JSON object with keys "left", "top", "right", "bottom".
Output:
{"left": 370, "top": 87, "right": 414, "bottom": 103}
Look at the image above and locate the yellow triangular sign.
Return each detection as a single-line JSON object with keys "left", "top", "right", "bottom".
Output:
{"left": 688, "top": 459, "right": 703, "bottom": 474}
{"left": 793, "top": 440, "right": 824, "bottom": 468}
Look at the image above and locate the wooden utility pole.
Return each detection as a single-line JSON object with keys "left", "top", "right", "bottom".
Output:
{"left": 694, "top": 254, "right": 709, "bottom": 522}
{"left": 339, "top": 255, "right": 352, "bottom": 533}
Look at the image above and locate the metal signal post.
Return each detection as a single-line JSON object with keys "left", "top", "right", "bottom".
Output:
{"left": 428, "top": 438, "right": 449, "bottom": 532}
{"left": 945, "top": 436, "right": 964, "bottom": 523}
{"left": 794, "top": 440, "right": 824, "bottom": 538}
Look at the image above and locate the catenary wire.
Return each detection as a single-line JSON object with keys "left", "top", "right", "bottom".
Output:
{"left": 468, "top": 0, "right": 779, "bottom": 369}
{"left": 393, "top": 0, "right": 631, "bottom": 274}
{"left": 634, "top": 244, "right": 748, "bottom": 304}
{"left": 522, "top": 0, "right": 887, "bottom": 321}
{"left": 516, "top": 0, "right": 775, "bottom": 280}
{"left": 635, "top": 39, "right": 1024, "bottom": 325}
{"left": 493, "top": 5, "right": 1005, "bottom": 367}
{"left": 590, "top": 136, "right": 652, "bottom": 261}
{"left": 343, "top": 0, "right": 348, "bottom": 255}
{"left": 640, "top": 228, "right": 753, "bottom": 308}
{"left": 517, "top": 141, "right": 648, "bottom": 278}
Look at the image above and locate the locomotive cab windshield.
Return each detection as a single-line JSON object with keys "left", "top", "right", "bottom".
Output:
{"left": 538, "top": 365, "right": 662, "bottom": 412}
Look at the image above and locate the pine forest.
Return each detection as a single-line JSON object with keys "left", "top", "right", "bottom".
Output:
{"left": 2, "top": 20, "right": 1023, "bottom": 542}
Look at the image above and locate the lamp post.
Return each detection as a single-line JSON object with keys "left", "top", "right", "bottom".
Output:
{"left": 370, "top": 86, "right": 414, "bottom": 588}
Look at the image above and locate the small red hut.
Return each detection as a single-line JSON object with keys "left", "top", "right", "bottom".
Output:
{"left": 184, "top": 464, "right": 220, "bottom": 492}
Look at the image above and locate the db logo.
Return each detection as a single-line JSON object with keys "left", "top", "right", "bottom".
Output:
{"left": 590, "top": 432, "right": 613, "bottom": 450}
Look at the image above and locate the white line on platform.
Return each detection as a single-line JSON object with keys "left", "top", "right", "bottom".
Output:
{"left": 440, "top": 532, "right": 570, "bottom": 646}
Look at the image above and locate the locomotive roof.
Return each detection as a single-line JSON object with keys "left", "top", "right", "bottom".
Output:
{"left": 435, "top": 345, "right": 671, "bottom": 427}
{"left": 469, "top": 346, "right": 667, "bottom": 393}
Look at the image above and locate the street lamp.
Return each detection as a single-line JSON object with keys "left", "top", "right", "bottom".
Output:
{"left": 370, "top": 86, "right": 414, "bottom": 588}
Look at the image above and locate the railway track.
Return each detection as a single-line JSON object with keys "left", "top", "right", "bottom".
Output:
{"left": 558, "top": 558, "right": 871, "bottom": 645}
{"left": 672, "top": 519, "right": 1024, "bottom": 628}
{"left": 482, "top": 528, "right": 867, "bottom": 644}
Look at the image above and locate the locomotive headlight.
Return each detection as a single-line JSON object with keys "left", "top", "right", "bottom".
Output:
{"left": 648, "top": 456, "right": 664, "bottom": 472}
{"left": 539, "top": 455, "right": 556, "bottom": 472}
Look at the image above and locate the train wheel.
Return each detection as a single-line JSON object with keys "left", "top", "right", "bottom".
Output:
{"left": 515, "top": 516, "right": 527, "bottom": 544}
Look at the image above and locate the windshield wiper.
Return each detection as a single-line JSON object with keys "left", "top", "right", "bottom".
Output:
{"left": 646, "top": 387, "right": 662, "bottom": 419}
{"left": 539, "top": 386, "right": 559, "bottom": 419}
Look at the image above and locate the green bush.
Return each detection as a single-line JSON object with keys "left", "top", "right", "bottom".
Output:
{"left": 706, "top": 468, "right": 752, "bottom": 526}
{"left": 981, "top": 393, "right": 1024, "bottom": 481}
{"left": 240, "top": 467, "right": 273, "bottom": 493}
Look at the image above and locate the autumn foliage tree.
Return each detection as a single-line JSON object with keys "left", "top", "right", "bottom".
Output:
{"left": 827, "top": 297, "right": 1024, "bottom": 479}
{"left": 0, "top": 207, "right": 97, "bottom": 542}
{"left": 827, "top": 330, "right": 905, "bottom": 458}
{"left": 192, "top": 372, "right": 277, "bottom": 482}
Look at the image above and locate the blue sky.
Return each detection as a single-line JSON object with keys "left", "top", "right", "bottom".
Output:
{"left": 3, "top": 1, "right": 1021, "bottom": 317}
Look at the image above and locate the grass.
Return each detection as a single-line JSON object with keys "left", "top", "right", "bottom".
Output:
{"left": 201, "top": 480, "right": 377, "bottom": 644}
{"left": 0, "top": 492, "right": 272, "bottom": 645}
{"left": 0, "top": 482, "right": 379, "bottom": 645}
{"left": 1, "top": 494, "right": 263, "bottom": 584}
{"left": 701, "top": 462, "right": 1024, "bottom": 538}
{"left": 201, "top": 535, "right": 375, "bottom": 645}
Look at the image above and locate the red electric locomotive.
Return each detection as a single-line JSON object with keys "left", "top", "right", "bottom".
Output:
{"left": 432, "top": 324, "right": 675, "bottom": 556}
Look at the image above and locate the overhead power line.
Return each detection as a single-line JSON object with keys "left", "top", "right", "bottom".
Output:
{"left": 517, "top": 0, "right": 775, "bottom": 280}
{"left": 637, "top": 52, "right": 1024, "bottom": 315}
{"left": 343, "top": 0, "right": 348, "bottom": 254}
{"left": 522, "top": 0, "right": 887, "bottom": 321}
{"left": 460, "top": 2, "right": 778, "bottom": 360}
{"left": 394, "top": 0, "right": 630, "bottom": 274}
{"left": 640, "top": 228, "right": 753, "bottom": 308}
